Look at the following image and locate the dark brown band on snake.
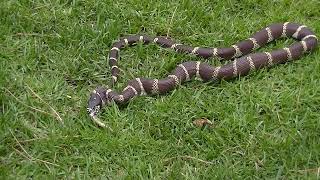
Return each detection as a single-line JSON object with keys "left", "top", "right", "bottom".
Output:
{"left": 87, "top": 22, "right": 318, "bottom": 125}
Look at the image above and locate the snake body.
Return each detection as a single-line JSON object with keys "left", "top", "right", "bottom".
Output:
{"left": 87, "top": 22, "right": 318, "bottom": 127}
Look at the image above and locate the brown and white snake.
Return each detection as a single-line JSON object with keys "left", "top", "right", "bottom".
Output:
{"left": 87, "top": 22, "right": 318, "bottom": 128}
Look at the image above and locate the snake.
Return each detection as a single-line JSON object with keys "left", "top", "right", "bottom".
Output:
{"left": 87, "top": 22, "right": 318, "bottom": 128}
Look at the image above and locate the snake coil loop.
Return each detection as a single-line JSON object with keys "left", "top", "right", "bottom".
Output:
{"left": 88, "top": 22, "right": 318, "bottom": 127}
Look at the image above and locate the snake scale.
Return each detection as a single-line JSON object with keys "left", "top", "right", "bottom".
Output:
{"left": 87, "top": 22, "right": 318, "bottom": 127}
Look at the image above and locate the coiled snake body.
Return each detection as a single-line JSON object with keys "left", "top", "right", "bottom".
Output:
{"left": 87, "top": 22, "right": 318, "bottom": 127}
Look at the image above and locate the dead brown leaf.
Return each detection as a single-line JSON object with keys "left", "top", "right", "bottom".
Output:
{"left": 192, "top": 118, "right": 214, "bottom": 128}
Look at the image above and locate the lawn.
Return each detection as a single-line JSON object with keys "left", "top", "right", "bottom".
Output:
{"left": 1, "top": 0, "right": 320, "bottom": 179}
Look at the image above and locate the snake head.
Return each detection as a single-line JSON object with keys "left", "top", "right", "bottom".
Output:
{"left": 87, "top": 87, "right": 108, "bottom": 117}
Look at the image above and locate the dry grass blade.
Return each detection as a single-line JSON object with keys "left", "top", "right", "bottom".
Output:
{"left": 295, "top": 167, "right": 320, "bottom": 173}
{"left": 18, "top": 135, "right": 81, "bottom": 144}
{"left": 164, "top": 155, "right": 214, "bottom": 165}
{"left": 14, "top": 32, "right": 60, "bottom": 37}
{"left": 166, "top": 6, "right": 178, "bottom": 37}
{"left": 9, "top": 129, "right": 60, "bottom": 167}
{"left": 4, "top": 88, "right": 54, "bottom": 117}
{"left": 25, "top": 84, "right": 63, "bottom": 123}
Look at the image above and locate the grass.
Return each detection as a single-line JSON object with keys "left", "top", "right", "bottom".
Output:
{"left": 1, "top": 0, "right": 320, "bottom": 178}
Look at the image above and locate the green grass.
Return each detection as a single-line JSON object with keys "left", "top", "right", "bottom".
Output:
{"left": 1, "top": 0, "right": 320, "bottom": 178}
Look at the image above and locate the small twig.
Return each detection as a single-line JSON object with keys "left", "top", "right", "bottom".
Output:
{"left": 4, "top": 88, "right": 54, "bottom": 117}
{"left": 25, "top": 84, "right": 63, "bottom": 123}
{"left": 18, "top": 135, "right": 81, "bottom": 143}
{"left": 15, "top": 33, "right": 42, "bottom": 36}
{"left": 166, "top": 6, "right": 178, "bottom": 37}
{"left": 33, "top": 4, "right": 50, "bottom": 10}
{"left": 13, "top": 147, "right": 59, "bottom": 167}
{"left": 10, "top": 130, "right": 60, "bottom": 167}
{"left": 295, "top": 167, "right": 320, "bottom": 173}
{"left": 14, "top": 32, "right": 59, "bottom": 38}
{"left": 13, "top": 147, "right": 33, "bottom": 161}
{"left": 163, "top": 155, "right": 214, "bottom": 165}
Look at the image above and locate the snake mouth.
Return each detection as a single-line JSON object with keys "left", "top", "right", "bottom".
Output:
{"left": 87, "top": 106, "right": 106, "bottom": 127}
{"left": 88, "top": 110, "right": 113, "bottom": 131}
{"left": 87, "top": 88, "right": 113, "bottom": 130}
{"left": 87, "top": 105, "right": 100, "bottom": 117}
{"left": 87, "top": 105, "right": 106, "bottom": 127}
